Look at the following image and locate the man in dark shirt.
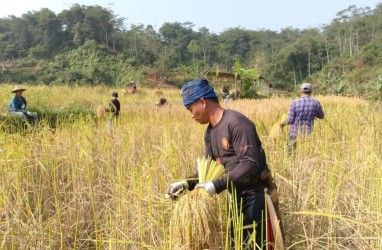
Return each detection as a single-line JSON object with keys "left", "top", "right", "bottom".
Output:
{"left": 281, "top": 83, "right": 324, "bottom": 154}
{"left": 103, "top": 91, "right": 121, "bottom": 128}
{"left": 166, "top": 78, "right": 273, "bottom": 249}
{"left": 109, "top": 91, "right": 121, "bottom": 118}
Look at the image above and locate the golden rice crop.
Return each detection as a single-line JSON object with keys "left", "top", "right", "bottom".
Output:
{"left": 171, "top": 190, "right": 223, "bottom": 249}
{"left": 96, "top": 104, "right": 105, "bottom": 117}
{"left": 170, "top": 157, "right": 225, "bottom": 249}
{"left": 1, "top": 84, "right": 381, "bottom": 249}
{"left": 268, "top": 113, "right": 287, "bottom": 140}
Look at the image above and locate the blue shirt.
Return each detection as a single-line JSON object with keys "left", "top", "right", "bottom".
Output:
{"left": 9, "top": 96, "right": 27, "bottom": 112}
{"left": 284, "top": 96, "right": 324, "bottom": 136}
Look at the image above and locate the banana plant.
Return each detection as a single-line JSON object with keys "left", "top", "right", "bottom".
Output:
{"left": 232, "top": 61, "right": 259, "bottom": 98}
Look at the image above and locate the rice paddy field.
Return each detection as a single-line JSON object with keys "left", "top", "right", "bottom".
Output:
{"left": 0, "top": 84, "right": 381, "bottom": 249}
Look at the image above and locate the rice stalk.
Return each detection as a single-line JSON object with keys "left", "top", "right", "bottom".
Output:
{"left": 268, "top": 113, "right": 287, "bottom": 140}
{"left": 1, "top": 85, "right": 381, "bottom": 249}
{"left": 197, "top": 156, "right": 225, "bottom": 182}
{"left": 171, "top": 190, "right": 223, "bottom": 249}
{"left": 171, "top": 157, "right": 225, "bottom": 249}
{"left": 227, "top": 188, "right": 244, "bottom": 250}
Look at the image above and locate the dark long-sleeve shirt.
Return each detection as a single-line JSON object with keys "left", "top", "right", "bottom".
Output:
{"left": 188, "top": 109, "right": 267, "bottom": 196}
{"left": 109, "top": 98, "right": 120, "bottom": 117}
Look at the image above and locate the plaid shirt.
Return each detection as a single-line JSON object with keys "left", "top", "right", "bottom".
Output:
{"left": 284, "top": 96, "right": 324, "bottom": 136}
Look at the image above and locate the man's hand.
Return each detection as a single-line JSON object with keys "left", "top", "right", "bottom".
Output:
{"left": 165, "top": 180, "right": 188, "bottom": 200}
{"left": 195, "top": 181, "right": 216, "bottom": 195}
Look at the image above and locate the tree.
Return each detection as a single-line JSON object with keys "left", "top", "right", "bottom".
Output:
{"left": 218, "top": 28, "right": 252, "bottom": 71}
{"left": 121, "top": 24, "right": 161, "bottom": 67}
{"left": 58, "top": 4, "right": 123, "bottom": 49}
{"left": 83, "top": 5, "right": 115, "bottom": 48}
{"left": 159, "top": 22, "right": 195, "bottom": 68}
{"left": 195, "top": 27, "right": 217, "bottom": 67}
{"left": 0, "top": 16, "right": 35, "bottom": 59}
{"left": 35, "top": 9, "right": 63, "bottom": 54}
{"left": 187, "top": 39, "right": 200, "bottom": 63}
{"left": 296, "top": 29, "right": 326, "bottom": 77}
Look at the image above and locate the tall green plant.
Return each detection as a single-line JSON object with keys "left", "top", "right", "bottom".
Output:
{"left": 232, "top": 62, "right": 259, "bottom": 98}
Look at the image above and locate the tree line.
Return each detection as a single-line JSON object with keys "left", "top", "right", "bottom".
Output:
{"left": 1, "top": 3, "right": 382, "bottom": 95}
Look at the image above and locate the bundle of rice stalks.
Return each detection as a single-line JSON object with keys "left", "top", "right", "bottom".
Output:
{"left": 171, "top": 190, "right": 222, "bottom": 249}
{"left": 197, "top": 157, "right": 225, "bottom": 183}
{"left": 170, "top": 157, "right": 225, "bottom": 250}
{"left": 96, "top": 104, "right": 105, "bottom": 118}
{"left": 268, "top": 114, "right": 287, "bottom": 140}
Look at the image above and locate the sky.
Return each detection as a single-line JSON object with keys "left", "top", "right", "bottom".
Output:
{"left": 0, "top": 0, "right": 381, "bottom": 33}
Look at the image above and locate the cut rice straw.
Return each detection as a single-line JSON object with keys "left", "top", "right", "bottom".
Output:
{"left": 197, "top": 156, "right": 226, "bottom": 182}
{"left": 170, "top": 156, "right": 226, "bottom": 249}
{"left": 269, "top": 113, "right": 287, "bottom": 140}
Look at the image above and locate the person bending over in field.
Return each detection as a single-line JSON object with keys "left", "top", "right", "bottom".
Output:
{"left": 155, "top": 97, "right": 167, "bottom": 108}
{"left": 8, "top": 86, "right": 37, "bottom": 122}
{"left": 166, "top": 78, "right": 283, "bottom": 249}
{"left": 281, "top": 82, "right": 324, "bottom": 155}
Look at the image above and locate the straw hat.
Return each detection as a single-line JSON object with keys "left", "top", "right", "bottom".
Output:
{"left": 11, "top": 86, "right": 26, "bottom": 93}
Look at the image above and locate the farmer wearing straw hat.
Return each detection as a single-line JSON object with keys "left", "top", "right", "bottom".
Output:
{"left": 8, "top": 86, "right": 37, "bottom": 122}
{"left": 281, "top": 82, "right": 324, "bottom": 154}
{"left": 166, "top": 77, "right": 281, "bottom": 249}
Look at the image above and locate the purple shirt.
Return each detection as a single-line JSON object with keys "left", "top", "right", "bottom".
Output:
{"left": 284, "top": 96, "right": 324, "bottom": 136}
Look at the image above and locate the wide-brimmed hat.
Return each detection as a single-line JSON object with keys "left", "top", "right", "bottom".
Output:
{"left": 11, "top": 86, "right": 26, "bottom": 93}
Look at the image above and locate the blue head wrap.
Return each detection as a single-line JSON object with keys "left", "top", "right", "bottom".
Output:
{"left": 181, "top": 78, "right": 218, "bottom": 107}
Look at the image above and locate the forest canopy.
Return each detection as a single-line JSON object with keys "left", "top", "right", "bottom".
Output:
{"left": 1, "top": 3, "right": 382, "bottom": 97}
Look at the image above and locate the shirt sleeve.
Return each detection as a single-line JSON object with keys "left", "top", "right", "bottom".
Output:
{"left": 316, "top": 102, "right": 324, "bottom": 119}
{"left": 9, "top": 98, "right": 16, "bottom": 111}
{"left": 285, "top": 101, "right": 296, "bottom": 125}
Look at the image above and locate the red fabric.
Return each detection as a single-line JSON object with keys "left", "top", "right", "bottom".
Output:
{"left": 266, "top": 204, "right": 275, "bottom": 250}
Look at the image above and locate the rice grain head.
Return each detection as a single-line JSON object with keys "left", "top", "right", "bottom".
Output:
{"left": 170, "top": 157, "right": 225, "bottom": 249}
{"left": 171, "top": 190, "right": 223, "bottom": 249}
{"left": 96, "top": 105, "right": 105, "bottom": 117}
{"left": 268, "top": 113, "right": 288, "bottom": 140}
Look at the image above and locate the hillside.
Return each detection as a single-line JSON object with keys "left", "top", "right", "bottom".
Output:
{"left": 1, "top": 3, "right": 382, "bottom": 99}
